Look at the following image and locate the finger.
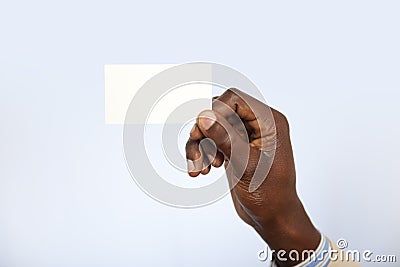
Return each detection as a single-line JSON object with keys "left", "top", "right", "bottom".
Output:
{"left": 199, "top": 137, "right": 216, "bottom": 163}
{"left": 212, "top": 88, "right": 258, "bottom": 121}
{"left": 213, "top": 88, "right": 275, "bottom": 143}
{"left": 211, "top": 151, "right": 224, "bottom": 167}
{"left": 189, "top": 124, "right": 224, "bottom": 167}
{"left": 185, "top": 138, "right": 203, "bottom": 177}
{"left": 196, "top": 110, "right": 249, "bottom": 169}
{"left": 200, "top": 165, "right": 211, "bottom": 175}
{"left": 189, "top": 123, "right": 204, "bottom": 140}
{"left": 198, "top": 138, "right": 215, "bottom": 175}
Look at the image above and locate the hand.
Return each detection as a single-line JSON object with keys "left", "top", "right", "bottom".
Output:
{"left": 185, "top": 88, "right": 320, "bottom": 266}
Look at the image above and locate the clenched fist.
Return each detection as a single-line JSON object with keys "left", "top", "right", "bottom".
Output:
{"left": 186, "top": 88, "right": 320, "bottom": 266}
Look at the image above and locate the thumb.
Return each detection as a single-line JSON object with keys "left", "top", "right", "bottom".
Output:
{"left": 196, "top": 110, "right": 249, "bottom": 169}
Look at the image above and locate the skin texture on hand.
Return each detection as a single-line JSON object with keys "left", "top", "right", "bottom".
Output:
{"left": 185, "top": 88, "right": 320, "bottom": 266}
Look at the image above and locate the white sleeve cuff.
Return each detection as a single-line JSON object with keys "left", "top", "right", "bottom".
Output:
{"left": 270, "top": 233, "right": 331, "bottom": 267}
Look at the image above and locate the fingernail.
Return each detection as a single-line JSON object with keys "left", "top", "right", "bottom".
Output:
{"left": 187, "top": 160, "right": 195, "bottom": 172}
{"left": 198, "top": 111, "right": 216, "bottom": 130}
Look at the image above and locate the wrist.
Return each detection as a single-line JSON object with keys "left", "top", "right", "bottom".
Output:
{"left": 257, "top": 197, "right": 320, "bottom": 266}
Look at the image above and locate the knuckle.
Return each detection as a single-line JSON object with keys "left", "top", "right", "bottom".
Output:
{"left": 226, "top": 88, "right": 241, "bottom": 102}
{"left": 185, "top": 139, "right": 195, "bottom": 150}
{"left": 272, "top": 109, "right": 290, "bottom": 132}
{"left": 226, "top": 87, "right": 241, "bottom": 95}
{"left": 191, "top": 150, "right": 202, "bottom": 160}
{"left": 222, "top": 88, "right": 240, "bottom": 100}
{"left": 185, "top": 139, "right": 201, "bottom": 159}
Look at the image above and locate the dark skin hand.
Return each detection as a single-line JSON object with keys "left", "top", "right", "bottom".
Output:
{"left": 185, "top": 88, "right": 320, "bottom": 266}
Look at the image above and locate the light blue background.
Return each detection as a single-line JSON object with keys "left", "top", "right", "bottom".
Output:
{"left": 1, "top": 1, "right": 399, "bottom": 266}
